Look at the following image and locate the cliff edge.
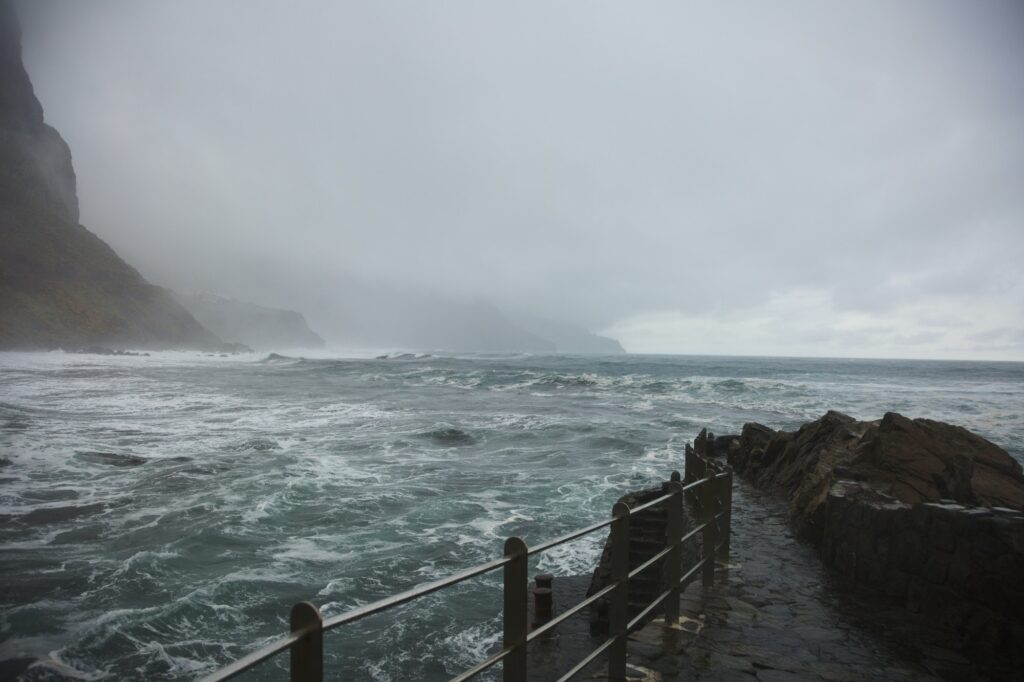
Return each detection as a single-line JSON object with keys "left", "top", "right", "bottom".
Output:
{"left": 0, "top": 2, "right": 225, "bottom": 350}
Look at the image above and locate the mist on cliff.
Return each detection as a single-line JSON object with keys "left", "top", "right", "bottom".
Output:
{"left": 15, "top": 0, "right": 1024, "bottom": 359}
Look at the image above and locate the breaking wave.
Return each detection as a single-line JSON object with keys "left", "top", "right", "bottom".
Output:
{"left": 1, "top": 350, "right": 1021, "bottom": 679}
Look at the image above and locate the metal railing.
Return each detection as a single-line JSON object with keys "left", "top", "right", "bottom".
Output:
{"left": 200, "top": 464, "right": 733, "bottom": 682}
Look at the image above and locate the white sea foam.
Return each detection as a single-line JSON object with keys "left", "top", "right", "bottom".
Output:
{"left": 29, "top": 650, "right": 108, "bottom": 680}
{"left": 271, "top": 538, "right": 356, "bottom": 565}
{"left": 2, "top": 350, "right": 1022, "bottom": 680}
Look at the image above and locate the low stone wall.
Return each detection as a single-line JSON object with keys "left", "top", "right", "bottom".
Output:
{"left": 820, "top": 481, "right": 1024, "bottom": 669}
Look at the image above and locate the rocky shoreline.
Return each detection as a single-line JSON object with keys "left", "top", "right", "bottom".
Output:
{"left": 709, "top": 411, "right": 1024, "bottom": 676}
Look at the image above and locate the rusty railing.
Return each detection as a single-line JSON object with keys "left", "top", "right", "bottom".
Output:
{"left": 200, "top": 464, "right": 733, "bottom": 682}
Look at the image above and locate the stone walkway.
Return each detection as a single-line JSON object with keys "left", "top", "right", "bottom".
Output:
{"left": 622, "top": 480, "right": 986, "bottom": 681}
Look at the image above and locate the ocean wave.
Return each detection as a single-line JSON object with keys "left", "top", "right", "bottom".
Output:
{"left": 258, "top": 352, "right": 299, "bottom": 364}
{"left": 375, "top": 352, "right": 437, "bottom": 361}
{"left": 26, "top": 650, "right": 108, "bottom": 680}
{"left": 3, "top": 350, "right": 1022, "bottom": 679}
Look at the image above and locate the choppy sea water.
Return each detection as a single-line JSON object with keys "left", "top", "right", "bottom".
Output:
{"left": 1, "top": 350, "right": 1022, "bottom": 680}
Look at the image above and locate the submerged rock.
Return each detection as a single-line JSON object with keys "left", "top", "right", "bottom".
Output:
{"left": 417, "top": 424, "right": 476, "bottom": 446}
{"left": 75, "top": 451, "right": 148, "bottom": 467}
{"left": 21, "top": 502, "right": 106, "bottom": 525}
{"left": 229, "top": 437, "right": 280, "bottom": 452}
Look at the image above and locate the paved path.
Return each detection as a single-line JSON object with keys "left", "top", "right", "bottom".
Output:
{"left": 622, "top": 480, "right": 983, "bottom": 681}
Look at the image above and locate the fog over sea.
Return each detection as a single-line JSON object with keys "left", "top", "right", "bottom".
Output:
{"left": 1, "top": 351, "right": 1022, "bottom": 680}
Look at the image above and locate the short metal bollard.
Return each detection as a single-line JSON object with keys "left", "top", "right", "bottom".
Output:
{"left": 532, "top": 573, "right": 553, "bottom": 628}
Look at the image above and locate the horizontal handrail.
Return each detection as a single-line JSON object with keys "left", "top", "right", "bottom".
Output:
{"left": 679, "top": 554, "right": 712, "bottom": 587}
{"left": 555, "top": 633, "right": 617, "bottom": 682}
{"left": 681, "top": 521, "right": 708, "bottom": 544}
{"left": 527, "top": 517, "right": 615, "bottom": 556}
{"left": 629, "top": 490, "right": 675, "bottom": 514}
{"left": 322, "top": 555, "right": 511, "bottom": 631}
{"left": 527, "top": 582, "right": 617, "bottom": 641}
{"left": 628, "top": 545, "right": 674, "bottom": 579}
{"left": 448, "top": 645, "right": 513, "bottom": 682}
{"left": 628, "top": 585, "right": 675, "bottom": 630}
{"left": 202, "top": 627, "right": 312, "bottom": 682}
{"left": 201, "top": 467, "right": 732, "bottom": 682}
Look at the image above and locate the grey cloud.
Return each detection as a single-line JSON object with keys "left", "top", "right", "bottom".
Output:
{"left": 14, "top": 0, "right": 1024, "bottom": 358}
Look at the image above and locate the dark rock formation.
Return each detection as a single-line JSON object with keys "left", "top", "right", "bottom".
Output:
{"left": 0, "top": 2, "right": 77, "bottom": 224}
{"left": 174, "top": 292, "right": 325, "bottom": 350}
{"left": 821, "top": 485, "right": 1024, "bottom": 673}
{"left": 728, "top": 411, "right": 1024, "bottom": 540}
{"left": 719, "top": 412, "right": 1024, "bottom": 675}
{"left": 0, "top": 2, "right": 228, "bottom": 351}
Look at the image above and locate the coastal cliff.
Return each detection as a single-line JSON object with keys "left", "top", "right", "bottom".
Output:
{"left": 174, "top": 292, "right": 325, "bottom": 350}
{"left": 0, "top": 2, "right": 225, "bottom": 351}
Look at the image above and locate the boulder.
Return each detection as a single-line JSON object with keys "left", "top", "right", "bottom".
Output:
{"left": 849, "top": 413, "right": 1024, "bottom": 510}
{"left": 728, "top": 411, "right": 1024, "bottom": 541}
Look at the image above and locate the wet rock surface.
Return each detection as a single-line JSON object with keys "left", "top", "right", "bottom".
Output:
{"left": 820, "top": 484, "right": 1024, "bottom": 671}
{"left": 717, "top": 412, "right": 1024, "bottom": 675}
{"left": 728, "top": 411, "right": 1024, "bottom": 539}
{"left": 625, "top": 481, "right": 993, "bottom": 681}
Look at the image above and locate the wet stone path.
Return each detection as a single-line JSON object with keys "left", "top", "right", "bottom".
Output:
{"left": 622, "top": 480, "right": 983, "bottom": 682}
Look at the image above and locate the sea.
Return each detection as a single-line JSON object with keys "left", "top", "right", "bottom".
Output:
{"left": 1, "top": 350, "right": 1022, "bottom": 680}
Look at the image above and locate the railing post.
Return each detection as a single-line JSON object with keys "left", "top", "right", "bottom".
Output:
{"left": 608, "top": 501, "right": 631, "bottom": 682}
{"left": 718, "top": 468, "right": 733, "bottom": 561}
{"left": 684, "top": 445, "right": 696, "bottom": 506}
{"left": 701, "top": 477, "right": 718, "bottom": 587}
{"left": 290, "top": 601, "right": 323, "bottom": 682}
{"left": 503, "top": 537, "right": 528, "bottom": 682}
{"left": 665, "top": 480, "right": 683, "bottom": 623}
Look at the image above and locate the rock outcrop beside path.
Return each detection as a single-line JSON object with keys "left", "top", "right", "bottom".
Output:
{"left": 714, "top": 411, "right": 1024, "bottom": 674}
{"left": 727, "top": 410, "right": 1024, "bottom": 540}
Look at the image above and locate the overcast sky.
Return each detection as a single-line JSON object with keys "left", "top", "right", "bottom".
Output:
{"left": 16, "top": 1, "right": 1024, "bottom": 359}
